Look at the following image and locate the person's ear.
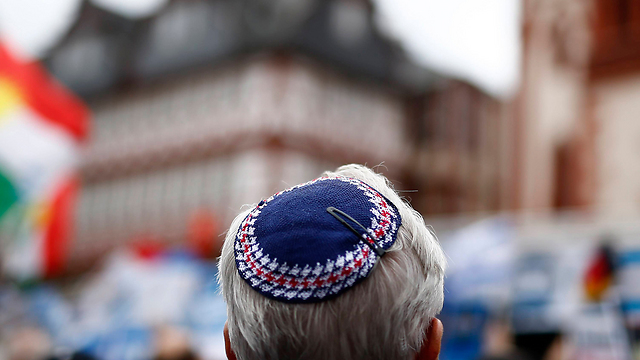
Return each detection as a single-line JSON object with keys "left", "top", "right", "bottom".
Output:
{"left": 224, "top": 322, "right": 238, "bottom": 360}
{"left": 415, "top": 318, "right": 443, "bottom": 360}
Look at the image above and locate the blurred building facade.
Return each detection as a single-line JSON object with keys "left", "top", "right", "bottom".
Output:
{"left": 42, "top": 0, "right": 518, "bottom": 269}
{"left": 406, "top": 81, "right": 516, "bottom": 215}
{"left": 50, "top": 0, "right": 640, "bottom": 269}
{"left": 518, "top": 0, "right": 640, "bottom": 217}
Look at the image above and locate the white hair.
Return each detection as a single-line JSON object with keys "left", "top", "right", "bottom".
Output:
{"left": 218, "top": 164, "right": 446, "bottom": 360}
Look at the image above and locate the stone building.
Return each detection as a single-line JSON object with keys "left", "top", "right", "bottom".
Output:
{"left": 516, "top": 0, "right": 640, "bottom": 218}
{"left": 44, "top": 0, "right": 517, "bottom": 269}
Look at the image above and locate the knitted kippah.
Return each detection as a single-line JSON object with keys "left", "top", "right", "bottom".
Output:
{"left": 234, "top": 176, "right": 402, "bottom": 303}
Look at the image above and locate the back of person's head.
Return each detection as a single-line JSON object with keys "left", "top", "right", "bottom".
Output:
{"left": 218, "top": 164, "right": 447, "bottom": 360}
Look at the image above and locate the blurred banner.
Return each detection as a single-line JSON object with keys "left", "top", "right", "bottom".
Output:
{"left": 0, "top": 43, "right": 89, "bottom": 281}
{"left": 439, "top": 218, "right": 515, "bottom": 360}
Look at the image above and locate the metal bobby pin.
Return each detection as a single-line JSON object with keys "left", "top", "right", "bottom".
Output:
{"left": 326, "top": 206, "right": 386, "bottom": 256}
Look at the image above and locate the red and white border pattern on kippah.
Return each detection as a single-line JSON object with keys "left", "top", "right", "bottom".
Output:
{"left": 234, "top": 176, "right": 400, "bottom": 303}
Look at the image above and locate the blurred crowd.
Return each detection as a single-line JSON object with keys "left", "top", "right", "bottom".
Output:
{"left": 0, "top": 247, "right": 225, "bottom": 360}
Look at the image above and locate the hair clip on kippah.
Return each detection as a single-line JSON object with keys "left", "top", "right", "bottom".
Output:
{"left": 326, "top": 207, "right": 386, "bottom": 256}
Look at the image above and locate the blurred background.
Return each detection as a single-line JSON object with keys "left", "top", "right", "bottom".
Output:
{"left": 0, "top": 0, "right": 639, "bottom": 359}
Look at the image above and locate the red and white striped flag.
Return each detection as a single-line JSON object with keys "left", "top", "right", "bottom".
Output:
{"left": 0, "top": 42, "right": 89, "bottom": 281}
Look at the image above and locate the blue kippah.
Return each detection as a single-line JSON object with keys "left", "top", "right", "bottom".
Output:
{"left": 234, "top": 176, "right": 402, "bottom": 303}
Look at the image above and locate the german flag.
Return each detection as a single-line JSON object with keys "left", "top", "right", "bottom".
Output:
{"left": 584, "top": 243, "right": 617, "bottom": 302}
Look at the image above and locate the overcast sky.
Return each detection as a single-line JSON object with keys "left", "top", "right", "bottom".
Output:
{"left": 0, "top": 0, "right": 521, "bottom": 98}
{"left": 373, "top": 0, "right": 521, "bottom": 98}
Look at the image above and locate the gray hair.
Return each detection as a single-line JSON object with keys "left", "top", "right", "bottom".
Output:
{"left": 218, "top": 164, "right": 446, "bottom": 360}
